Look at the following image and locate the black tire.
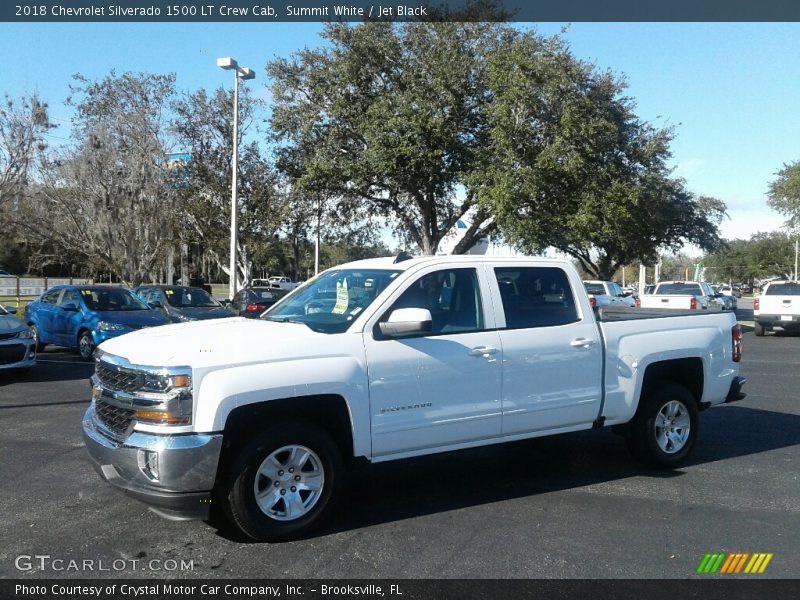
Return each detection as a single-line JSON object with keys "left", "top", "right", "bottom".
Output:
{"left": 78, "top": 330, "right": 95, "bottom": 361}
{"left": 628, "top": 382, "right": 699, "bottom": 468}
{"left": 754, "top": 321, "right": 765, "bottom": 337}
{"left": 29, "top": 324, "right": 46, "bottom": 352}
{"left": 225, "top": 420, "right": 343, "bottom": 542}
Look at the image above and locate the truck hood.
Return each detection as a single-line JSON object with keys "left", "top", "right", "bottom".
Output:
{"left": 96, "top": 317, "right": 325, "bottom": 367}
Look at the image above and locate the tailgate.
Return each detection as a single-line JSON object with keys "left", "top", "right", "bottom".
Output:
{"left": 640, "top": 295, "right": 692, "bottom": 309}
{"left": 759, "top": 295, "right": 800, "bottom": 315}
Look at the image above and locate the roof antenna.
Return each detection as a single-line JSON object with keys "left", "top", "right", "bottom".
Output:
{"left": 393, "top": 250, "right": 414, "bottom": 264}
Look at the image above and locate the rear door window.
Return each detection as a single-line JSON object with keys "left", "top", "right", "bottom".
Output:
{"left": 495, "top": 267, "right": 579, "bottom": 329}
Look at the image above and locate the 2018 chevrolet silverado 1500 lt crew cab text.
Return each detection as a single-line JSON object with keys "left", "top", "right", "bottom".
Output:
{"left": 83, "top": 256, "right": 746, "bottom": 541}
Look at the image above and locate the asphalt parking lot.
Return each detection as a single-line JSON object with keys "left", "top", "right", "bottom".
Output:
{"left": 1, "top": 299, "right": 798, "bottom": 579}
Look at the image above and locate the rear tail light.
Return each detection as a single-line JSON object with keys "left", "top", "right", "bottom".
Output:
{"left": 589, "top": 296, "right": 597, "bottom": 308}
{"left": 246, "top": 304, "right": 261, "bottom": 312}
{"left": 690, "top": 297, "right": 698, "bottom": 310}
{"left": 753, "top": 297, "right": 760, "bottom": 311}
{"left": 732, "top": 324, "right": 742, "bottom": 363}
{"left": 635, "top": 297, "right": 641, "bottom": 308}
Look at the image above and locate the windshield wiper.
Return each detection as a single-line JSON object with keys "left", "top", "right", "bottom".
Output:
{"left": 266, "top": 316, "right": 300, "bottom": 323}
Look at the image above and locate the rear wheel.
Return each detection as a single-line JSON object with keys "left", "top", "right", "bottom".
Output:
{"left": 754, "top": 321, "right": 765, "bottom": 336}
{"left": 78, "top": 330, "right": 95, "bottom": 361}
{"left": 628, "top": 383, "right": 698, "bottom": 468}
{"left": 225, "top": 420, "right": 343, "bottom": 542}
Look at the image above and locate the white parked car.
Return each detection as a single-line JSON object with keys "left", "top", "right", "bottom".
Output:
{"left": 754, "top": 280, "right": 800, "bottom": 336}
{"left": 84, "top": 255, "right": 745, "bottom": 541}
{"left": 583, "top": 280, "right": 636, "bottom": 308}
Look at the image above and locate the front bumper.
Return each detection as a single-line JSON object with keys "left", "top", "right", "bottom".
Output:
{"left": 82, "top": 404, "right": 223, "bottom": 520}
{"left": 0, "top": 338, "right": 36, "bottom": 370}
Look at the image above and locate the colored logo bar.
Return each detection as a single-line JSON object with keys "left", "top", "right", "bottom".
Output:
{"left": 696, "top": 552, "right": 773, "bottom": 574}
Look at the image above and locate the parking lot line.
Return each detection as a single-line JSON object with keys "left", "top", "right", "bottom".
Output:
{"left": 35, "top": 359, "right": 94, "bottom": 366}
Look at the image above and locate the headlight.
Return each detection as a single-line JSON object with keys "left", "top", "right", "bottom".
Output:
{"left": 134, "top": 371, "right": 193, "bottom": 425}
{"left": 139, "top": 371, "right": 192, "bottom": 393}
{"left": 97, "top": 321, "right": 126, "bottom": 331}
{"left": 18, "top": 329, "right": 33, "bottom": 339}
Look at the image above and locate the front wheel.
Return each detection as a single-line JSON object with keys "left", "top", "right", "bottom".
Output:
{"left": 30, "top": 324, "right": 46, "bottom": 352}
{"left": 225, "top": 421, "right": 343, "bottom": 542}
{"left": 628, "top": 383, "right": 699, "bottom": 468}
{"left": 78, "top": 331, "right": 95, "bottom": 361}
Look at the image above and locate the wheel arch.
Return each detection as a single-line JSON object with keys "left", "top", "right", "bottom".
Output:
{"left": 216, "top": 394, "right": 359, "bottom": 485}
{"left": 639, "top": 357, "right": 704, "bottom": 411}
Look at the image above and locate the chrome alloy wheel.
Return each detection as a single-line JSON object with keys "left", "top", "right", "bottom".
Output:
{"left": 79, "top": 333, "right": 94, "bottom": 359}
{"left": 253, "top": 445, "right": 324, "bottom": 521}
{"left": 654, "top": 400, "right": 691, "bottom": 454}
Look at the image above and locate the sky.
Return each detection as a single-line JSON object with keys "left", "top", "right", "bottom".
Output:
{"left": 1, "top": 21, "right": 798, "bottom": 243}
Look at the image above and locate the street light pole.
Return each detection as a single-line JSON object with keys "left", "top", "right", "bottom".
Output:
{"left": 217, "top": 57, "right": 255, "bottom": 300}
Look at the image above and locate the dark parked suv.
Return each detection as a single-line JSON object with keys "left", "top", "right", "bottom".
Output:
{"left": 136, "top": 285, "right": 234, "bottom": 323}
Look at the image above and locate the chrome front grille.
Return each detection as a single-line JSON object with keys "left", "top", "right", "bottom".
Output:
{"left": 95, "top": 361, "right": 141, "bottom": 392}
{"left": 95, "top": 398, "right": 135, "bottom": 437}
{"left": 0, "top": 331, "right": 19, "bottom": 341}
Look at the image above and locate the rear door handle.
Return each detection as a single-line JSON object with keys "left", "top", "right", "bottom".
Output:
{"left": 469, "top": 346, "right": 498, "bottom": 357}
{"left": 570, "top": 338, "right": 595, "bottom": 348}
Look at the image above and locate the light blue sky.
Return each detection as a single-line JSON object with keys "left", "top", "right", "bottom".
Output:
{"left": 2, "top": 21, "right": 798, "bottom": 241}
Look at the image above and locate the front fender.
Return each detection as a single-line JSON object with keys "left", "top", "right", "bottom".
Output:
{"left": 193, "top": 354, "right": 370, "bottom": 458}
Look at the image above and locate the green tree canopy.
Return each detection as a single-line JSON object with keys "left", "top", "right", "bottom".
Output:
{"left": 474, "top": 32, "right": 726, "bottom": 279}
{"left": 268, "top": 21, "right": 513, "bottom": 255}
{"left": 768, "top": 161, "right": 800, "bottom": 230}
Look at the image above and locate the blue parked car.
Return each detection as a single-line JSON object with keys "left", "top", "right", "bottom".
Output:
{"left": 25, "top": 285, "right": 171, "bottom": 360}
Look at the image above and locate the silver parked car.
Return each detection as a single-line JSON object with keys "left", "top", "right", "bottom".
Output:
{"left": 0, "top": 304, "right": 36, "bottom": 373}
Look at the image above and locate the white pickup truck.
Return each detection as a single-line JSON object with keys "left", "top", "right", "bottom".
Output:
{"left": 754, "top": 280, "right": 800, "bottom": 336}
{"left": 83, "top": 256, "right": 746, "bottom": 542}
{"left": 639, "top": 281, "right": 716, "bottom": 311}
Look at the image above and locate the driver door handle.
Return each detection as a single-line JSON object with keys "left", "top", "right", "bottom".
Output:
{"left": 469, "top": 346, "right": 498, "bottom": 357}
{"left": 570, "top": 338, "right": 595, "bottom": 348}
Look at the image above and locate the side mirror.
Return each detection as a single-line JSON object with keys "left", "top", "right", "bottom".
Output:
{"left": 61, "top": 303, "right": 79, "bottom": 312}
{"left": 148, "top": 300, "right": 163, "bottom": 309}
{"left": 379, "top": 308, "right": 433, "bottom": 338}
{"left": 220, "top": 299, "right": 232, "bottom": 307}
{"left": 4, "top": 305, "right": 17, "bottom": 314}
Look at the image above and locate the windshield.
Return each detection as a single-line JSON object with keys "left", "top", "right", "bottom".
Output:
{"left": 164, "top": 287, "right": 220, "bottom": 308}
{"left": 765, "top": 282, "right": 800, "bottom": 296}
{"left": 657, "top": 283, "right": 703, "bottom": 296}
{"left": 265, "top": 268, "right": 401, "bottom": 333}
{"left": 80, "top": 288, "right": 151, "bottom": 311}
